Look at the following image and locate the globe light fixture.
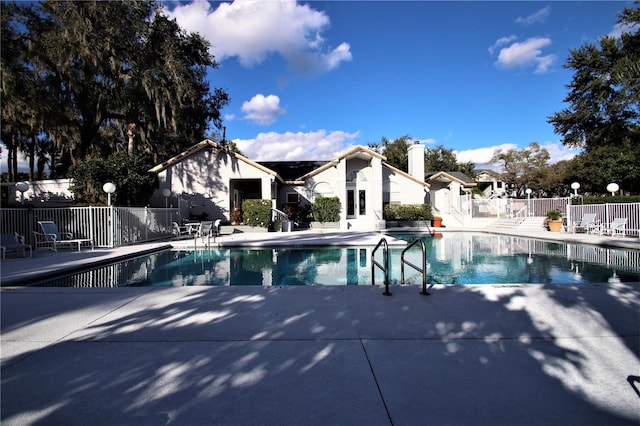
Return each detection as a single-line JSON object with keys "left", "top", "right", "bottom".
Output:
{"left": 570, "top": 182, "right": 580, "bottom": 196}
{"left": 162, "top": 188, "right": 172, "bottom": 208}
{"left": 15, "top": 181, "right": 29, "bottom": 204}
{"left": 103, "top": 182, "right": 116, "bottom": 206}
{"left": 606, "top": 182, "right": 619, "bottom": 196}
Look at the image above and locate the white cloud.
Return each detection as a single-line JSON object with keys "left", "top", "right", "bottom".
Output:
{"left": 609, "top": 21, "right": 640, "bottom": 38}
{"left": 233, "top": 129, "right": 360, "bottom": 161}
{"left": 241, "top": 94, "right": 286, "bottom": 125}
{"left": 488, "top": 35, "right": 517, "bottom": 55}
{"left": 456, "top": 144, "right": 518, "bottom": 166}
{"left": 516, "top": 6, "right": 551, "bottom": 26}
{"left": 163, "top": 0, "right": 352, "bottom": 74}
{"left": 541, "top": 141, "right": 581, "bottom": 163}
{"left": 493, "top": 37, "right": 556, "bottom": 73}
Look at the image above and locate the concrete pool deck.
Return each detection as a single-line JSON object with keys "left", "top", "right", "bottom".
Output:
{"left": 1, "top": 229, "right": 639, "bottom": 425}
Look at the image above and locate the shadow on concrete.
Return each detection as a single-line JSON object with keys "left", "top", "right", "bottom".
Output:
{"left": 1, "top": 283, "right": 638, "bottom": 425}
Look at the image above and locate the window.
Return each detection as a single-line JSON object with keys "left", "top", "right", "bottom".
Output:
{"left": 347, "top": 189, "right": 355, "bottom": 216}
{"left": 287, "top": 193, "right": 299, "bottom": 204}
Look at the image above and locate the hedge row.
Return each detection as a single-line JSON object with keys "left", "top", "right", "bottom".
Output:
{"left": 576, "top": 195, "right": 640, "bottom": 204}
{"left": 383, "top": 204, "right": 433, "bottom": 221}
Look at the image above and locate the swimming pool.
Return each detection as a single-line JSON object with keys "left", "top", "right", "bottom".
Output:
{"left": 32, "top": 233, "right": 640, "bottom": 287}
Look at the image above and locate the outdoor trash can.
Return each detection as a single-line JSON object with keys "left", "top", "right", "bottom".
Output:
{"left": 282, "top": 221, "right": 293, "bottom": 232}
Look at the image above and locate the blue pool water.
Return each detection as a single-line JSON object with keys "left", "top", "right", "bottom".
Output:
{"left": 34, "top": 233, "right": 640, "bottom": 287}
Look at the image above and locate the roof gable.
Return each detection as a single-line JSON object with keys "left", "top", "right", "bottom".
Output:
{"left": 384, "top": 163, "right": 430, "bottom": 188}
{"left": 149, "top": 139, "right": 283, "bottom": 181}
{"left": 297, "top": 145, "right": 386, "bottom": 180}
{"left": 426, "top": 171, "right": 477, "bottom": 187}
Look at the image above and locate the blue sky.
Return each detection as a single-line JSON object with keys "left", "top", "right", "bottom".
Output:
{"left": 2, "top": 1, "right": 634, "bottom": 173}
{"left": 164, "top": 0, "right": 634, "bottom": 167}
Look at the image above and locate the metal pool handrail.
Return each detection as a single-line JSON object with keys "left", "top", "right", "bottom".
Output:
{"left": 401, "top": 238, "right": 430, "bottom": 296}
{"left": 371, "top": 238, "right": 392, "bottom": 296}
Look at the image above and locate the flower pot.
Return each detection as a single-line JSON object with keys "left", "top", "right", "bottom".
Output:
{"left": 432, "top": 218, "right": 443, "bottom": 227}
{"left": 548, "top": 220, "right": 563, "bottom": 232}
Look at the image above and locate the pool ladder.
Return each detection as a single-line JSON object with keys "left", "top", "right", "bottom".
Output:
{"left": 401, "top": 239, "right": 430, "bottom": 296}
{"left": 372, "top": 238, "right": 431, "bottom": 296}
{"left": 371, "top": 238, "right": 392, "bottom": 296}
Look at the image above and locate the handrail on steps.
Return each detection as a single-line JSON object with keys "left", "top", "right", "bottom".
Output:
{"left": 401, "top": 238, "right": 430, "bottom": 296}
{"left": 371, "top": 238, "right": 392, "bottom": 296}
{"left": 513, "top": 205, "right": 528, "bottom": 223}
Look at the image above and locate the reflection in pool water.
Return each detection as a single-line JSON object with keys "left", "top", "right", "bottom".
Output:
{"left": 34, "top": 233, "right": 640, "bottom": 287}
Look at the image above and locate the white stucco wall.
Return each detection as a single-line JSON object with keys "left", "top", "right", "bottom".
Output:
{"left": 382, "top": 168, "right": 427, "bottom": 205}
{"left": 154, "top": 149, "right": 273, "bottom": 221}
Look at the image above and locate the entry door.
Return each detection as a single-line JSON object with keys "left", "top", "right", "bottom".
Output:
{"left": 347, "top": 185, "right": 366, "bottom": 219}
{"left": 347, "top": 187, "right": 355, "bottom": 218}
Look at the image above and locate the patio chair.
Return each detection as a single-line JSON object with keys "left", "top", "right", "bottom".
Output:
{"left": 572, "top": 213, "right": 599, "bottom": 234}
{"left": 1, "top": 232, "right": 32, "bottom": 260}
{"left": 190, "top": 221, "right": 215, "bottom": 248}
{"left": 194, "top": 221, "right": 214, "bottom": 239}
{"left": 601, "top": 217, "right": 627, "bottom": 237}
{"left": 172, "top": 221, "right": 190, "bottom": 238}
{"left": 33, "top": 221, "right": 94, "bottom": 252}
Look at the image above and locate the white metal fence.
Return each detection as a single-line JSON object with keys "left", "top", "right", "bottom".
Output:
{"left": 469, "top": 196, "right": 572, "bottom": 218}
{"left": 567, "top": 202, "right": 640, "bottom": 237}
{"left": 1, "top": 206, "right": 179, "bottom": 248}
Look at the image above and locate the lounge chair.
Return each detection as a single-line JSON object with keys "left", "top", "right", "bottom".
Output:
{"left": 172, "top": 221, "right": 190, "bottom": 238}
{"left": 572, "top": 213, "right": 599, "bottom": 234}
{"left": 191, "top": 221, "right": 215, "bottom": 248}
{"left": 601, "top": 217, "right": 627, "bottom": 237}
{"left": 1, "top": 233, "right": 32, "bottom": 260}
{"left": 33, "top": 221, "right": 94, "bottom": 252}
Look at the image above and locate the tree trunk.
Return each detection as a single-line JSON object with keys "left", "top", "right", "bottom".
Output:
{"left": 127, "top": 122, "right": 136, "bottom": 155}
{"left": 28, "top": 135, "right": 36, "bottom": 181}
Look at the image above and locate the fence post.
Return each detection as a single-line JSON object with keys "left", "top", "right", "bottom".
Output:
{"left": 145, "top": 206, "right": 149, "bottom": 242}
{"left": 89, "top": 205, "right": 95, "bottom": 245}
{"left": 109, "top": 205, "right": 115, "bottom": 248}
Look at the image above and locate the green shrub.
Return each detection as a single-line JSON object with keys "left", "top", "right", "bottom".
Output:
{"left": 242, "top": 199, "right": 272, "bottom": 227}
{"left": 311, "top": 196, "right": 341, "bottom": 223}
{"left": 383, "top": 204, "right": 433, "bottom": 221}
{"left": 579, "top": 195, "right": 640, "bottom": 204}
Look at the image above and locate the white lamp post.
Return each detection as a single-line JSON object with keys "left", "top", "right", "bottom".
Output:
{"left": 606, "top": 183, "right": 619, "bottom": 196}
{"left": 102, "top": 182, "right": 117, "bottom": 247}
{"left": 161, "top": 188, "right": 172, "bottom": 235}
{"left": 15, "top": 181, "right": 29, "bottom": 205}
{"left": 103, "top": 182, "right": 116, "bottom": 206}
{"left": 571, "top": 182, "right": 580, "bottom": 197}
{"left": 525, "top": 188, "right": 532, "bottom": 217}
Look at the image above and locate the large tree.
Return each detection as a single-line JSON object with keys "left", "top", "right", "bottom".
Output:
{"left": 1, "top": 0, "right": 229, "bottom": 180}
{"left": 368, "top": 135, "right": 411, "bottom": 171}
{"left": 547, "top": 4, "right": 639, "bottom": 194}
{"left": 490, "top": 142, "right": 563, "bottom": 197}
{"left": 548, "top": 5, "right": 639, "bottom": 149}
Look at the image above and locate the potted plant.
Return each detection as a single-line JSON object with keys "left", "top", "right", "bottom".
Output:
{"left": 545, "top": 210, "right": 563, "bottom": 232}
{"left": 432, "top": 216, "right": 443, "bottom": 227}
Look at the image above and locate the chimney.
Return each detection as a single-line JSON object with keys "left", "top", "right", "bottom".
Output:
{"left": 407, "top": 142, "right": 425, "bottom": 181}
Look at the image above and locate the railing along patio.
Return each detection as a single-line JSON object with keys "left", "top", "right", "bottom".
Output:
{"left": 0, "top": 206, "right": 179, "bottom": 248}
